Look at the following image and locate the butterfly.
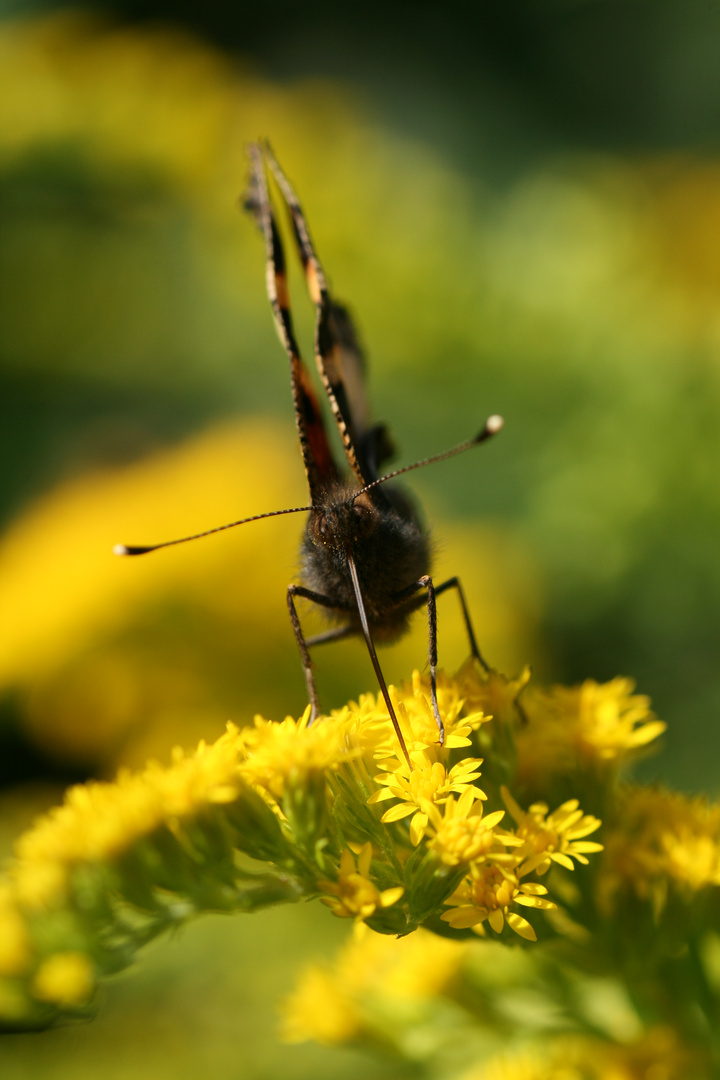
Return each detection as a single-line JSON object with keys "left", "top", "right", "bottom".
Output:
{"left": 116, "top": 143, "right": 503, "bottom": 767}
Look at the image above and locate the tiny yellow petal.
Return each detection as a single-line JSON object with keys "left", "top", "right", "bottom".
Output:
{"left": 379, "top": 887, "right": 404, "bottom": 908}
{"left": 367, "top": 788, "right": 397, "bottom": 804}
{"left": 550, "top": 852, "right": 576, "bottom": 870}
{"left": 481, "top": 810, "right": 506, "bottom": 830}
{"left": 440, "top": 906, "right": 485, "bottom": 929}
{"left": 381, "top": 803, "right": 416, "bottom": 823}
{"left": 516, "top": 896, "right": 556, "bottom": 910}
{"left": 409, "top": 812, "right": 429, "bottom": 847}
{"left": 487, "top": 908, "right": 504, "bottom": 934}
{"left": 506, "top": 913, "right": 537, "bottom": 941}
{"left": 519, "top": 882, "right": 549, "bottom": 896}
{"left": 357, "top": 843, "right": 373, "bottom": 878}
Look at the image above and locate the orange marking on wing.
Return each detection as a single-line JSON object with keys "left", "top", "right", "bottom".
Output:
{"left": 306, "top": 262, "right": 323, "bottom": 305}
{"left": 307, "top": 419, "right": 336, "bottom": 481}
{"left": 275, "top": 273, "right": 291, "bottom": 311}
{"left": 293, "top": 359, "right": 338, "bottom": 485}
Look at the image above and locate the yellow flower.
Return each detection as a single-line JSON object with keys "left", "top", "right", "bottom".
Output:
{"left": 404, "top": 668, "right": 491, "bottom": 751}
{"left": 32, "top": 952, "right": 95, "bottom": 1008}
{"left": 599, "top": 786, "right": 720, "bottom": 914}
{"left": 501, "top": 787, "right": 603, "bottom": 876}
{"left": 282, "top": 924, "right": 466, "bottom": 1046}
{"left": 12, "top": 854, "right": 71, "bottom": 911}
{"left": 441, "top": 861, "right": 556, "bottom": 942}
{"left": 334, "top": 670, "right": 490, "bottom": 766}
{"left": 329, "top": 694, "right": 400, "bottom": 762}
{"left": 11, "top": 724, "right": 252, "bottom": 906}
{"left": 239, "top": 710, "right": 354, "bottom": 800}
{"left": 360, "top": 927, "right": 465, "bottom": 1001}
{"left": 661, "top": 829, "right": 720, "bottom": 891}
{"left": 426, "top": 789, "right": 507, "bottom": 866}
{"left": 458, "top": 660, "right": 532, "bottom": 728}
{"left": 332, "top": 923, "right": 465, "bottom": 1000}
{"left": 369, "top": 750, "right": 486, "bottom": 845}
{"left": 518, "top": 678, "right": 666, "bottom": 783}
{"left": 282, "top": 965, "right": 359, "bottom": 1045}
{"left": 318, "top": 844, "right": 404, "bottom": 922}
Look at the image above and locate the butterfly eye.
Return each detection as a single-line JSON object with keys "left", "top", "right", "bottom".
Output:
{"left": 308, "top": 511, "right": 333, "bottom": 548}
{"left": 316, "top": 516, "right": 330, "bottom": 543}
{"left": 351, "top": 500, "right": 376, "bottom": 540}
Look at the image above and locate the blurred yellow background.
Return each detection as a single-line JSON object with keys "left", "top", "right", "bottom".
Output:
{"left": 1, "top": 3, "right": 719, "bottom": 1075}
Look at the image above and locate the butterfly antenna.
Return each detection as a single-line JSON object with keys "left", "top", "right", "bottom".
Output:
{"left": 114, "top": 504, "right": 313, "bottom": 556}
{"left": 352, "top": 414, "right": 504, "bottom": 500}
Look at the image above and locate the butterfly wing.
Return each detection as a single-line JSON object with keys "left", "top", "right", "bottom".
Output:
{"left": 325, "top": 301, "right": 396, "bottom": 484}
{"left": 246, "top": 144, "right": 341, "bottom": 500}
{"left": 264, "top": 145, "right": 382, "bottom": 487}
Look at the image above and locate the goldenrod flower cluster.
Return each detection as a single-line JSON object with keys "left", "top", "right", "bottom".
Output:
{"left": 282, "top": 924, "right": 469, "bottom": 1047}
{"left": 0, "top": 661, "right": 608, "bottom": 1029}
{"left": 598, "top": 784, "right": 720, "bottom": 947}
{"left": 277, "top": 668, "right": 720, "bottom": 1078}
{"left": 516, "top": 676, "right": 667, "bottom": 794}
{"left": 282, "top": 927, "right": 706, "bottom": 1079}
{"left": 5, "top": 652, "right": 720, "bottom": 1078}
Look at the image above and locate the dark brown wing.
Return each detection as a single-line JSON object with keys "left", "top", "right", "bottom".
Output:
{"left": 245, "top": 144, "right": 341, "bottom": 500}
{"left": 324, "top": 302, "right": 396, "bottom": 483}
{"left": 264, "top": 144, "right": 374, "bottom": 486}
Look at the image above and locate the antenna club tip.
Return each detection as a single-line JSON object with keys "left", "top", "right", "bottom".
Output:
{"left": 114, "top": 543, "right": 153, "bottom": 556}
{"left": 474, "top": 415, "right": 504, "bottom": 442}
{"left": 483, "top": 412, "right": 507, "bottom": 434}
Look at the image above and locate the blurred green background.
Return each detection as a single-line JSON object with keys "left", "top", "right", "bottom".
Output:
{"left": 1, "top": 1, "right": 719, "bottom": 1075}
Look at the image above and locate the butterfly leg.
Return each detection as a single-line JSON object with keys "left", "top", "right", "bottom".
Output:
{"left": 399, "top": 575, "right": 488, "bottom": 669}
{"left": 432, "top": 576, "right": 489, "bottom": 673}
{"left": 287, "top": 584, "right": 353, "bottom": 723}
{"left": 392, "top": 574, "right": 488, "bottom": 745}
{"left": 390, "top": 575, "right": 444, "bottom": 743}
{"left": 406, "top": 579, "right": 531, "bottom": 727}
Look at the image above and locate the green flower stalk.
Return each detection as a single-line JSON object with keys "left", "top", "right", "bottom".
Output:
{"left": 0, "top": 659, "right": 614, "bottom": 1030}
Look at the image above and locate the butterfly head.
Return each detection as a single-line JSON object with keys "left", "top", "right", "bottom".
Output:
{"left": 308, "top": 490, "right": 378, "bottom": 554}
